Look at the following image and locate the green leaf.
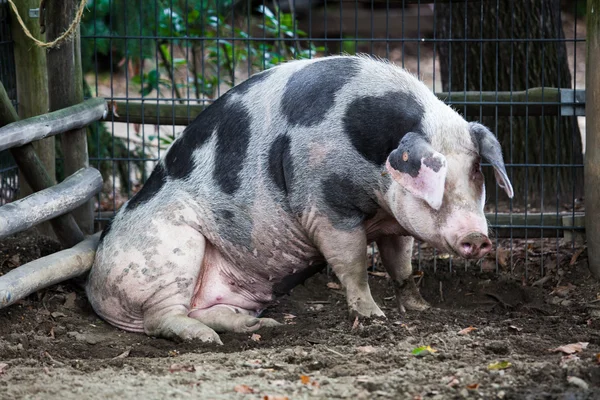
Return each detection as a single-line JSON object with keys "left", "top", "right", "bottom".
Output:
{"left": 487, "top": 361, "right": 512, "bottom": 370}
{"left": 411, "top": 345, "right": 437, "bottom": 356}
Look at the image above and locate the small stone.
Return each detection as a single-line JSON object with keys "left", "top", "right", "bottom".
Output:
{"left": 567, "top": 376, "right": 588, "bottom": 390}
{"left": 497, "top": 390, "right": 505, "bottom": 399}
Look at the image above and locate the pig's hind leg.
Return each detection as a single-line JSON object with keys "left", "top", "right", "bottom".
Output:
{"left": 376, "top": 235, "right": 430, "bottom": 312}
{"left": 141, "top": 230, "right": 223, "bottom": 344}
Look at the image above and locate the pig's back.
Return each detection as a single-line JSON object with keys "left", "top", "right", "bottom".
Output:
{"left": 113, "top": 56, "right": 437, "bottom": 258}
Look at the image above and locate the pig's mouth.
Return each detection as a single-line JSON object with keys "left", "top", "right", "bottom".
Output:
{"left": 443, "top": 239, "right": 462, "bottom": 258}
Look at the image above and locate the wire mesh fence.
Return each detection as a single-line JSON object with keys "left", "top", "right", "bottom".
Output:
{"left": 1, "top": 0, "right": 589, "bottom": 278}
{"left": 0, "top": 0, "right": 18, "bottom": 206}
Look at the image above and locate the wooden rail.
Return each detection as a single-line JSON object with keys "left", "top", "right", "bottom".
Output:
{"left": 0, "top": 168, "right": 103, "bottom": 239}
{"left": 104, "top": 88, "right": 581, "bottom": 126}
{"left": 0, "top": 97, "right": 107, "bottom": 152}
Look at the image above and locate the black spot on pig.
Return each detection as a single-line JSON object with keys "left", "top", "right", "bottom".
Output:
{"left": 273, "top": 262, "right": 327, "bottom": 296}
{"left": 344, "top": 91, "right": 424, "bottom": 165}
{"left": 220, "top": 209, "right": 234, "bottom": 220}
{"left": 321, "top": 174, "right": 379, "bottom": 229}
{"left": 281, "top": 57, "right": 360, "bottom": 127}
{"left": 388, "top": 132, "right": 434, "bottom": 178}
{"left": 423, "top": 156, "right": 443, "bottom": 172}
{"left": 165, "top": 101, "right": 222, "bottom": 179}
{"left": 233, "top": 68, "right": 275, "bottom": 95}
{"left": 217, "top": 207, "right": 253, "bottom": 248}
{"left": 125, "top": 163, "right": 167, "bottom": 211}
{"left": 213, "top": 102, "right": 252, "bottom": 195}
{"left": 267, "top": 135, "right": 294, "bottom": 195}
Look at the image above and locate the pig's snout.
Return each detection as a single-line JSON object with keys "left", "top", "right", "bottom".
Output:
{"left": 457, "top": 232, "right": 492, "bottom": 259}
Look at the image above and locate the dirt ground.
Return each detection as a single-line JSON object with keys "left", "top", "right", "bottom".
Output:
{"left": 0, "top": 233, "right": 599, "bottom": 400}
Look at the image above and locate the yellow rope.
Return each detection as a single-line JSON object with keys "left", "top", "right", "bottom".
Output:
{"left": 7, "top": 0, "right": 88, "bottom": 49}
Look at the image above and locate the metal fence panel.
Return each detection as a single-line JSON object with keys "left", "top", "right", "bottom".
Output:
{"left": 0, "top": 0, "right": 19, "bottom": 206}
{"left": 2, "top": 0, "right": 586, "bottom": 278}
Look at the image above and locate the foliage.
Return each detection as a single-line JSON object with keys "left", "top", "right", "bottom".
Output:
{"left": 81, "top": 0, "right": 325, "bottom": 166}
{"left": 81, "top": 0, "right": 323, "bottom": 99}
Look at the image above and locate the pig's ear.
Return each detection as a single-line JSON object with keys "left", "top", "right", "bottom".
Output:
{"left": 386, "top": 132, "right": 448, "bottom": 210}
{"left": 469, "top": 123, "right": 514, "bottom": 199}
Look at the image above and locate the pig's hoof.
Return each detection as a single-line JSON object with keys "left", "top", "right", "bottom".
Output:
{"left": 394, "top": 278, "right": 431, "bottom": 313}
{"left": 145, "top": 314, "right": 223, "bottom": 344}
{"left": 397, "top": 295, "right": 431, "bottom": 313}
{"left": 190, "top": 306, "right": 283, "bottom": 333}
{"left": 349, "top": 302, "right": 386, "bottom": 320}
{"left": 179, "top": 326, "right": 223, "bottom": 345}
{"left": 258, "top": 318, "right": 282, "bottom": 328}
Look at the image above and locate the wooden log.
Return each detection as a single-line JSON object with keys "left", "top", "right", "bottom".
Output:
{"left": 0, "top": 81, "right": 85, "bottom": 247}
{"left": 10, "top": 0, "right": 55, "bottom": 239}
{"left": 0, "top": 167, "right": 103, "bottom": 239}
{"left": 106, "top": 101, "right": 205, "bottom": 126}
{"left": 106, "top": 88, "right": 572, "bottom": 126}
{"left": 0, "top": 97, "right": 107, "bottom": 152}
{"left": 586, "top": 0, "right": 600, "bottom": 279}
{"left": 441, "top": 87, "right": 564, "bottom": 117}
{"left": 46, "top": 0, "right": 94, "bottom": 234}
{"left": 0, "top": 233, "right": 100, "bottom": 309}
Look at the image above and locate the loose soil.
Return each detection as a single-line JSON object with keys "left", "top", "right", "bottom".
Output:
{"left": 0, "top": 232, "right": 599, "bottom": 400}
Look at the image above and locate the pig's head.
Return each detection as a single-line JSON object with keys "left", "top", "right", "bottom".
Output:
{"left": 385, "top": 123, "right": 513, "bottom": 259}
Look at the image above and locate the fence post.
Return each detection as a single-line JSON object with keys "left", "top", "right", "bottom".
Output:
{"left": 9, "top": 0, "right": 55, "bottom": 239}
{"left": 45, "top": 0, "right": 94, "bottom": 235}
{"left": 586, "top": 0, "right": 600, "bottom": 279}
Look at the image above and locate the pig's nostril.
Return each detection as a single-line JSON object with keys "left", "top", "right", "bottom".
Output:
{"left": 461, "top": 242, "right": 474, "bottom": 255}
{"left": 458, "top": 233, "right": 491, "bottom": 258}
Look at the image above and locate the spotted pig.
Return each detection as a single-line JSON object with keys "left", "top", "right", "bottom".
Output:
{"left": 87, "top": 55, "right": 514, "bottom": 344}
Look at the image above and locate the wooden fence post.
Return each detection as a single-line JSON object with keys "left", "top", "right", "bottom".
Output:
{"left": 9, "top": 0, "right": 55, "bottom": 238}
{"left": 46, "top": 0, "right": 94, "bottom": 234}
{"left": 586, "top": 0, "right": 600, "bottom": 279}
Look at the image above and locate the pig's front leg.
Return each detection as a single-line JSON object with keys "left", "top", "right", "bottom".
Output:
{"left": 376, "top": 235, "right": 430, "bottom": 312}
{"left": 318, "top": 228, "right": 385, "bottom": 319}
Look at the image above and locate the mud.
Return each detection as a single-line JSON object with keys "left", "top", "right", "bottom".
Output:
{"left": 1, "top": 232, "right": 599, "bottom": 399}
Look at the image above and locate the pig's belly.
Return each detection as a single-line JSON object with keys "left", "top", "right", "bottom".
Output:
{"left": 191, "top": 229, "right": 325, "bottom": 315}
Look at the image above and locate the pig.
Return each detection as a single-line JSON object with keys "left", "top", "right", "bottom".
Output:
{"left": 87, "top": 55, "right": 513, "bottom": 344}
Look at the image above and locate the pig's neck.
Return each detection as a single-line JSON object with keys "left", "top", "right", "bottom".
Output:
{"left": 363, "top": 209, "right": 409, "bottom": 242}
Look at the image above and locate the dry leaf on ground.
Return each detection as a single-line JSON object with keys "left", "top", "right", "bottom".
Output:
{"left": 263, "top": 396, "right": 290, "bottom": 400}
{"left": 351, "top": 316, "right": 360, "bottom": 331}
{"left": 234, "top": 384, "right": 255, "bottom": 394}
{"left": 112, "top": 349, "right": 131, "bottom": 360}
{"left": 327, "top": 282, "right": 341, "bottom": 290}
{"left": 509, "top": 325, "right": 523, "bottom": 332}
{"left": 357, "top": 345, "right": 377, "bottom": 353}
{"left": 466, "top": 383, "right": 480, "bottom": 390}
{"left": 567, "top": 376, "right": 589, "bottom": 390}
{"left": 458, "top": 326, "right": 477, "bottom": 335}
{"left": 550, "top": 342, "right": 589, "bottom": 354}
{"left": 550, "top": 283, "right": 576, "bottom": 298}
{"left": 169, "top": 364, "right": 196, "bottom": 373}
{"left": 251, "top": 334, "right": 261, "bottom": 342}
{"left": 570, "top": 247, "right": 586, "bottom": 265}
{"left": 0, "top": 363, "right": 8, "bottom": 375}
{"left": 444, "top": 376, "right": 460, "bottom": 387}
{"left": 496, "top": 247, "right": 509, "bottom": 267}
